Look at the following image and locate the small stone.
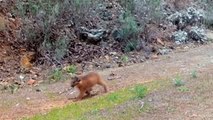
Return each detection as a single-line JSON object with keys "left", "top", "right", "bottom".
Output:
{"left": 110, "top": 52, "right": 117, "bottom": 55}
{"left": 27, "top": 79, "right": 36, "bottom": 85}
{"left": 151, "top": 54, "right": 159, "bottom": 60}
{"left": 36, "top": 89, "right": 41, "bottom": 92}
{"left": 19, "top": 75, "right": 25, "bottom": 80}
{"left": 104, "top": 64, "right": 111, "bottom": 68}
{"left": 191, "top": 114, "right": 198, "bottom": 117}
{"left": 32, "top": 74, "right": 38, "bottom": 79}
{"left": 132, "top": 58, "right": 137, "bottom": 63}
{"left": 26, "top": 97, "right": 30, "bottom": 100}
{"left": 159, "top": 48, "right": 171, "bottom": 55}
{"left": 117, "top": 61, "right": 123, "bottom": 67}
{"left": 109, "top": 72, "right": 116, "bottom": 76}
{"left": 106, "top": 3, "right": 113, "bottom": 9}
{"left": 89, "top": 65, "right": 93, "bottom": 69}
{"left": 105, "top": 55, "right": 110, "bottom": 61}
{"left": 148, "top": 98, "right": 153, "bottom": 102}
{"left": 140, "top": 59, "right": 145, "bottom": 62}
{"left": 15, "top": 103, "right": 20, "bottom": 107}
{"left": 8, "top": 18, "right": 15, "bottom": 22}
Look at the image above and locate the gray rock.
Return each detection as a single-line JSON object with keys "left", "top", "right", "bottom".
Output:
{"left": 167, "top": 11, "right": 182, "bottom": 24}
{"left": 159, "top": 48, "right": 172, "bottom": 55}
{"left": 172, "top": 30, "right": 188, "bottom": 44}
{"left": 186, "top": 7, "right": 204, "bottom": 24}
{"left": 103, "top": 64, "right": 111, "bottom": 68}
{"left": 112, "top": 29, "right": 123, "bottom": 42}
{"left": 189, "top": 26, "right": 207, "bottom": 43}
{"left": 78, "top": 27, "right": 109, "bottom": 44}
{"left": 110, "top": 52, "right": 117, "bottom": 55}
{"left": 167, "top": 7, "right": 205, "bottom": 28}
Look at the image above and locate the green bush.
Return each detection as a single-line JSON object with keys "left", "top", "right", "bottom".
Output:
{"left": 117, "top": 0, "right": 163, "bottom": 52}
{"left": 120, "top": 12, "right": 138, "bottom": 40}
{"left": 119, "top": 12, "right": 139, "bottom": 52}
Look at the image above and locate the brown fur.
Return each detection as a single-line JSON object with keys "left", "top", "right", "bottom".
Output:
{"left": 70, "top": 72, "right": 107, "bottom": 101}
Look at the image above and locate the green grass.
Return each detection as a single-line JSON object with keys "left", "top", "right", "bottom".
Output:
{"left": 26, "top": 79, "right": 170, "bottom": 120}
{"left": 178, "top": 86, "right": 189, "bottom": 92}
{"left": 26, "top": 88, "right": 134, "bottom": 120}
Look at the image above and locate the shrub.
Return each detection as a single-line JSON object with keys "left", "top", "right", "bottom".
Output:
{"left": 49, "top": 68, "right": 63, "bottom": 82}
{"left": 116, "top": 0, "right": 164, "bottom": 52}
{"left": 119, "top": 11, "right": 139, "bottom": 52}
{"left": 15, "top": 0, "right": 96, "bottom": 64}
{"left": 120, "top": 12, "right": 138, "bottom": 39}
{"left": 16, "top": 0, "right": 64, "bottom": 60}
{"left": 65, "top": 65, "right": 77, "bottom": 74}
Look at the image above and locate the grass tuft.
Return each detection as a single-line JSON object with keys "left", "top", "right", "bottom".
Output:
{"left": 173, "top": 76, "right": 185, "bottom": 87}
{"left": 133, "top": 85, "right": 148, "bottom": 99}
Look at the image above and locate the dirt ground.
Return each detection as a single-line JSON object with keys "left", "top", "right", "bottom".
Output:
{"left": 139, "top": 69, "right": 213, "bottom": 120}
{"left": 86, "top": 66, "right": 213, "bottom": 120}
{"left": 0, "top": 43, "right": 213, "bottom": 120}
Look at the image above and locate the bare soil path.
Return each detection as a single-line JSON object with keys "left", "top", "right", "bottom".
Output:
{"left": 0, "top": 43, "right": 213, "bottom": 120}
